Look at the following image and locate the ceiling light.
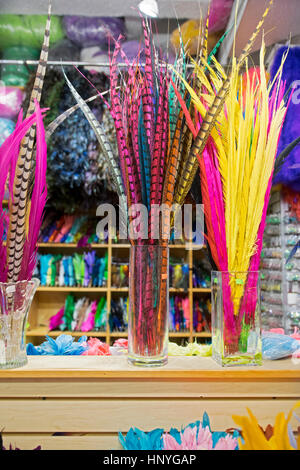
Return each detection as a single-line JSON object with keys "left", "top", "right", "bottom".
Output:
{"left": 138, "top": 0, "right": 159, "bottom": 18}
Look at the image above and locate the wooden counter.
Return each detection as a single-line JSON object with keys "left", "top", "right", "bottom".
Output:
{"left": 0, "top": 356, "right": 299, "bottom": 450}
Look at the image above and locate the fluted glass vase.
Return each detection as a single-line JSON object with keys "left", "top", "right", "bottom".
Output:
{"left": 211, "top": 271, "right": 262, "bottom": 367}
{"left": 0, "top": 278, "right": 39, "bottom": 368}
{"left": 128, "top": 244, "right": 169, "bottom": 367}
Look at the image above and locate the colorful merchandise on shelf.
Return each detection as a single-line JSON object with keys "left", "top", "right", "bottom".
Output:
{"left": 169, "top": 296, "right": 190, "bottom": 332}
{"left": 0, "top": 86, "right": 24, "bottom": 119}
{"left": 0, "top": 117, "right": 15, "bottom": 146}
{"left": 192, "top": 259, "right": 211, "bottom": 288}
{"left": 193, "top": 299, "right": 211, "bottom": 333}
{"left": 37, "top": 252, "right": 108, "bottom": 287}
{"left": 261, "top": 187, "right": 300, "bottom": 332}
{"left": 63, "top": 16, "right": 125, "bottom": 48}
{"left": 283, "top": 186, "right": 300, "bottom": 222}
{"left": 48, "top": 295, "right": 107, "bottom": 332}
{"left": 0, "top": 14, "right": 63, "bottom": 87}
{"left": 111, "top": 261, "right": 129, "bottom": 288}
{"left": 262, "top": 331, "right": 300, "bottom": 360}
{"left": 0, "top": 14, "right": 64, "bottom": 49}
{"left": 206, "top": 0, "right": 235, "bottom": 33}
{"left": 39, "top": 212, "right": 108, "bottom": 245}
{"left": 1, "top": 46, "right": 40, "bottom": 87}
{"left": 109, "top": 297, "right": 128, "bottom": 332}
{"left": 169, "top": 259, "right": 189, "bottom": 289}
{"left": 170, "top": 19, "right": 224, "bottom": 57}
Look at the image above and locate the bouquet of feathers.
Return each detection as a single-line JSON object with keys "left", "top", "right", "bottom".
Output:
{"left": 59, "top": 6, "right": 242, "bottom": 359}
{"left": 170, "top": 0, "right": 295, "bottom": 355}
{"left": 0, "top": 5, "right": 52, "bottom": 283}
{"left": 60, "top": 4, "right": 281, "bottom": 360}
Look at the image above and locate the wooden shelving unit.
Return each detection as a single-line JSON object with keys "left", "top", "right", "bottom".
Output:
{"left": 27, "top": 239, "right": 212, "bottom": 345}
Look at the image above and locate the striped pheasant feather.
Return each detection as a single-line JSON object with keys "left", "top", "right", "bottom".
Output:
{"left": 173, "top": 0, "right": 274, "bottom": 209}
{"left": 6, "top": 1, "right": 51, "bottom": 282}
{"left": 63, "top": 70, "right": 127, "bottom": 215}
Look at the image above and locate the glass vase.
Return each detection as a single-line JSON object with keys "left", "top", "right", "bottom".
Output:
{"left": 211, "top": 271, "right": 262, "bottom": 367}
{"left": 128, "top": 244, "right": 169, "bottom": 367}
{"left": 0, "top": 278, "right": 39, "bottom": 369}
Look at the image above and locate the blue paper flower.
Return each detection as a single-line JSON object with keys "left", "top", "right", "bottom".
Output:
{"left": 26, "top": 334, "right": 88, "bottom": 355}
{"left": 118, "top": 428, "right": 164, "bottom": 450}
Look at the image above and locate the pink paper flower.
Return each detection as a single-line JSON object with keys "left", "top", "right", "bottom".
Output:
{"left": 113, "top": 338, "right": 128, "bottom": 349}
{"left": 214, "top": 435, "right": 238, "bottom": 450}
{"left": 82, "top": 337, "right": 111, "bottom": 356}
{"left": 163, "top": 424, "right": 213, "bottom": 450}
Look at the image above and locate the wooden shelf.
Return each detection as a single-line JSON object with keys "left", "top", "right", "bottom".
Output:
{"left": 192, "top": 288, "right": 211, "bottom": 293}
{"left": 193, "top": 332, "right": 212, "bottom": 338}
{"left": 111, "top": 243, "right": 130, "bottom": 248}
{"left": 28, "top": 237, "right": 212, "bottom": 345}
{"left": 37, "top": 287, "right": 205, "bottom": 293}
{"left": 38, "top": 243, "right": 108, "bottom": 248}
{"left": 26, "top": 329, "right": 193, "bottom": 339}
{"left": 169, "top": 332, "right": 190, "bottom": 337}
{"left": 109, "top": 332, "right": 128, "bottom": 337}
{"left": 21, "top": 242, "right": 206, "bottom": 250}
{"left": 26, "top": 328, "right": 107, "bottom": 338}
{"left": 37, "top": 287, "right": 107, "bottom": 292}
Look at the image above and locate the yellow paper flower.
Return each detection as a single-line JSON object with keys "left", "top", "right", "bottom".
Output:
{"left": 232, "top": 403, "right": 300, "bottom": 450}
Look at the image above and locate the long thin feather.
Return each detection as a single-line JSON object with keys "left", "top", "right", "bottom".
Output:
{"left": 6, "top": 1, "right": 51, "bottom": 282}
{"left": 20, "top": 101, "right": 47, "bottom": 280}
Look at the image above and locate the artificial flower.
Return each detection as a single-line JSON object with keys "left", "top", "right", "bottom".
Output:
{"left": 213, "top": 435, "right": 239, "bottom": 450}
{"left": 82, "top": 337, "right": 111, "bottom": 356}
{"left": 119, "top": 413, "right": 239, "bottom": 451}
{"left": 168, "top": 341, "right": 212, "bottom": 357}
{"left": 119, "top": 428, "right": 163, "bottom": 450}
{"left": 232, "top": 403, "right": 300, "bottom": 450}
{"left": 26, "top": 334, "right": 87, "bottom": 355}
{"left": 113, "top": 338, "right": 128, "bottom": 349}
{"left": 163, "top": 424, "right": 213, "bottom": 450}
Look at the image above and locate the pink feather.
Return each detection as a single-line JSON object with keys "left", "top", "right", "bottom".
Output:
{"left": 81, "top": 300, "right": 97, "bottom": 332}
{"left": 0, "top": 109, "right": 47, "bottom": 281}
{"left": 49, "top": 306, "right": 65, "bottom": 331}
{"left": 19, "top": 100, "right": 48, "bottom": 281}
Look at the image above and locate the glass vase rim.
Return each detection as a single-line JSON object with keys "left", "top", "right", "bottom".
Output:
{"left": 0, "top": 277, "right": 40, "bottom": 287}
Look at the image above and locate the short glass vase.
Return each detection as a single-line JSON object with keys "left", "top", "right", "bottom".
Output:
{"left": 0, "top": 278, "right": 40, "bottom": 369}
{"left": 211, "top": 271, "right": 262, "bottom": 367}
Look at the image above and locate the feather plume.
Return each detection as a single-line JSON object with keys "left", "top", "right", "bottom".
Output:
{"left": 5, "top": 1, "right": 51, "bottom": 282}
{"left": 0, "top": 108, "right": 48, "bottom": 282}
